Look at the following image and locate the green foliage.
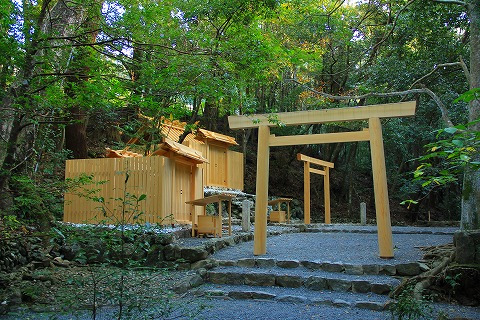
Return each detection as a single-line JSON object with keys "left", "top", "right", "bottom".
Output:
{"left": 6, "top": 175, "right": 65, "bottom": 228}
{"left": 390, "top": 286, "right": 433, "bottom": 320}
{"left": 413, "top": 120, "right": 480, "bottom": 190}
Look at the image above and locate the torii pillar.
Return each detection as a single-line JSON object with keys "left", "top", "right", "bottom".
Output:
{"left": 229, "top": 101, "right": 416, "bottom": 258}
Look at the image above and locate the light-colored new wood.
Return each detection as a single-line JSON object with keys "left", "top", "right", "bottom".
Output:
{"left": 297, "top": 154, "right": 334, "bottom": 225}
{"left": 254, "top": 125, "right": 270, "bottom": 255}
{"left": 369, "top": 117, "right": 394, "bottom": 258}
{"left": 207, "top": 143, "right": 227, "bottom": 187}
{"left": 304, "top": 161, "right": 311, "bottom": 224}
{"left": 186, "top": 194, "right": 236, "bottom": 237}
{"left": 309, "top": 168, "right": 326, "bottom": 176}
{"left": 270, "top": 130, "right": 370, "bottom": 147}
{"left": 324, "top": 167, "right": 331, "bottom": 224}
{"left": 229, "top": 102, "right": 414, "bottom": 258}
{"left": 227, "top": 150, "right": 244, "bottom": 190}
{"left": 229, "top": 101, "right": 416, "bottom": 129}
{"left": 185, "top": 194, "right": 236, "bottom": 206}
{"left": 297, "top": 153, "right": 335, "bottom": 168}
{"left": 64, "top": 156, "right": 203, "bottom": 226}
{"left": 268, "top": 198, "right": 292, "bottom": 223}
{"left": 197, "top": 215, "right": 222, "bottom": 237}
{"left": 186, "top": 135, "right": 244, "bottom": 190}
{"left": 269, "top": 211, "right": 286, "bottom": 223}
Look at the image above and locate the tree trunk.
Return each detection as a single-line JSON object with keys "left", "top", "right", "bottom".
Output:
{"left": 45, "top": 0, "right": 101, "bottom": 159}
{"left": 461, "top": 1, "right": 480, "bottom": 229}
{"left": 65, "top": 106, "right": 89, "bottom": 159}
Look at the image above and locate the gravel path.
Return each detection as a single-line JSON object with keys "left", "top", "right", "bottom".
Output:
{"left": 7, "top": 297, "right": 480, "bottom": 320}
{"left": 211, "top": 229, "right": 454, "bottom": 264}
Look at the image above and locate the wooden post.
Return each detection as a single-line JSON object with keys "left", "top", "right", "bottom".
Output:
{"left": 242, "top": 200, "right": 250, "bottom": 232}
{"left": 304, "top": 161, "right": 311, "bottom": 224}
{"left": 324, "top": 167, "right": 331, "bottom": 224}
{"left": 287, "top": 202, "right": 290, "bottom": 223}
{"left": 254, "top": 125, "right": 270, "bottom": 255}
{"left": 369, "top": 117, "right": 394, "bottom": 258}
{"left": 360, "top": 202, "right": 367, "bottom": 225}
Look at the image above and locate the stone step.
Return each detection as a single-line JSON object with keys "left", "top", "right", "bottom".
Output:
{"left": 205, "top": 266, "right": 400, "bottom": 295}
{"left": 194, "top": 283, "right": 390, "bottom": 311}
{"left": 303, "top": 225, "right": 456, "bottom": 236}
{"left": 209, "top": 257, "right": 425, "bottom": 276}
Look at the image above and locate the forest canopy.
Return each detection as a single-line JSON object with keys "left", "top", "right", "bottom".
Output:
{"left": 0, "top": 0, "right": 478, "bottom": 228}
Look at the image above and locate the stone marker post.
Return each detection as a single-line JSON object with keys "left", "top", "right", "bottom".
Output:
{"left": 360, "top": 202, "right": 367, "bottom": 225}
{"left": 242, "top": 200, "right": 251, "bottom": 232}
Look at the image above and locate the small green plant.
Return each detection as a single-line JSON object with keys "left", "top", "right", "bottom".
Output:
{"left": 390, "top": 286, "right": 433, "bottom": 320}
{"left": 445, "top": 273, "right": 461, "bottom": 301}
{"left": 0, "top": 215, "right": 22, "bottom": 238}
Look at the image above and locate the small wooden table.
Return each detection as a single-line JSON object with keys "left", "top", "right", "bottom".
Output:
{"left": 186, "top": 194, "right": 236, "bottom": 237}
{"left": 268, "top": 198, "right": 292, "bottom": 223}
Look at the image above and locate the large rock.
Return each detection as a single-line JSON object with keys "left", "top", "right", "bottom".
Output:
{"left": 275, "top": 275, "right": 303, "bottom": 288}
{"left": 301, "top": 261, "right": 322, "bottom": 270}
{"left": 321, "top": 263, "right": 344, "bottom": 273}
{"left": 327, "top": 278, "right": 351, "bottom": 291}
{"left": 145, "top": 245, "right": 164, "bottom": 266}
{"left": 251, "top": 291, "right": 276, "bottom": 300}
{"left": 228, "top": 291, "right": 252, "bottom": 299}
{"left": 371, "top": 283, "right": 391, "bottom": 295}
{"left": 276, "top": 295, "right": 309, "bottom": 304}
{"left": 157, "top": 233, "right": 176, "bottom": 245}
{"left": 277, "top": 260, "right": 300, "bottom": 268}
{"left": 244, "top": 273, "right": 275, "bottom": 286}
{"left": 344, "top": 264, "right": 363, "bottom": 275}
{"left": 237, "top": 258, "right": 256, "bottom": 267}
{"left": 180, "top": 247, "right": 208, "bottom": 263}
{"left": 163, "top": 244, "right": 181, "bottom": 261}
{"left": 454, "top": 231, "right": 476, "bottom": 264}
{"left": 362, "top": 264, "right": 380, "bottom": 275}
{"left": 355, "top": 301, "right": 385, "bottom": 311}
{"left": 224, "top": 272, "right": 246, "bottom": 285}
{"left": 351, "top": 280, "right": 371, "bottom": 293}
{"left": 305, "top": 276, "right": 328, "bottom": 290}
{"left": 256, "top": 258, "right": 276, "bottom": 268}
{"left": 191, "top": 259, "right": 218, "bottom": 270}
{"left": 379, "top": 264, "right": 396, "bottom": 276}
{"left": 59, "top": 243, "right": 81, "bottom": 261}
{"left": 207, "top": 271, "right": 228, "bottom": 284}
{"left": 396, "top": 263, "right": 421, "bottom": 276}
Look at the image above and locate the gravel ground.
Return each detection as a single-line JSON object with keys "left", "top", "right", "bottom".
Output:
{"left": 6, "top": 297, "right": 480, "bottom": 320}
{"left": 211, "top": 229, "right": 454, "bottom": 264}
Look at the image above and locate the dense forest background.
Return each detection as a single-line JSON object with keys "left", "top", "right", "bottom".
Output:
{"left": 0, "top": 0, "right": 479, "bottom": 228}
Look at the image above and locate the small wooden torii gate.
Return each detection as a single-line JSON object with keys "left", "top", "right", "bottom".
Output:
{"left": 228, "top": 101, "right": 416, "bottom": 258}
{"left": 297, "top": 153, "right": 334, "bottom": 224}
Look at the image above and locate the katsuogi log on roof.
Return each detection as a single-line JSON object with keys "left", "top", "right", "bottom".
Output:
{"left": 152, "top": 138, "right": 208, "bottom": 164}
{"left": 105, "top": 148, "right": 143, "bottom": 158}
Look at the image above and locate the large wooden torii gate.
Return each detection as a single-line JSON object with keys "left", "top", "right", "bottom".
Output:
{"left": 228, "top": 101, "right": 416, "bottom": 258}
{"left": 297, "top": 153, "right": 334, "bottom": 224}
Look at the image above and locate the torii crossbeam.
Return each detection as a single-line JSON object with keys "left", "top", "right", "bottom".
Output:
{"left": 228, "top": 101, "right": 416, "bottom": 258}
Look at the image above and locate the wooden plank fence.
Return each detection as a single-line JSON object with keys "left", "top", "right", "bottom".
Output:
{"left": 64, "top": 157, "right": 203, "bottom": 225}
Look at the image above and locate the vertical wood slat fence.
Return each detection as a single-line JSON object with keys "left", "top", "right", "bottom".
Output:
{"left": 64, "top": 156, "right": 203, "bottom": 225}
{"left": 186, "top": 140, "right": 244, "bottom": 190}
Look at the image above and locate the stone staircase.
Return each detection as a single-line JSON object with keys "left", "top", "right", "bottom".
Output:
{"left": 180, "top": 256, "right": 426, "bottom": 312}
